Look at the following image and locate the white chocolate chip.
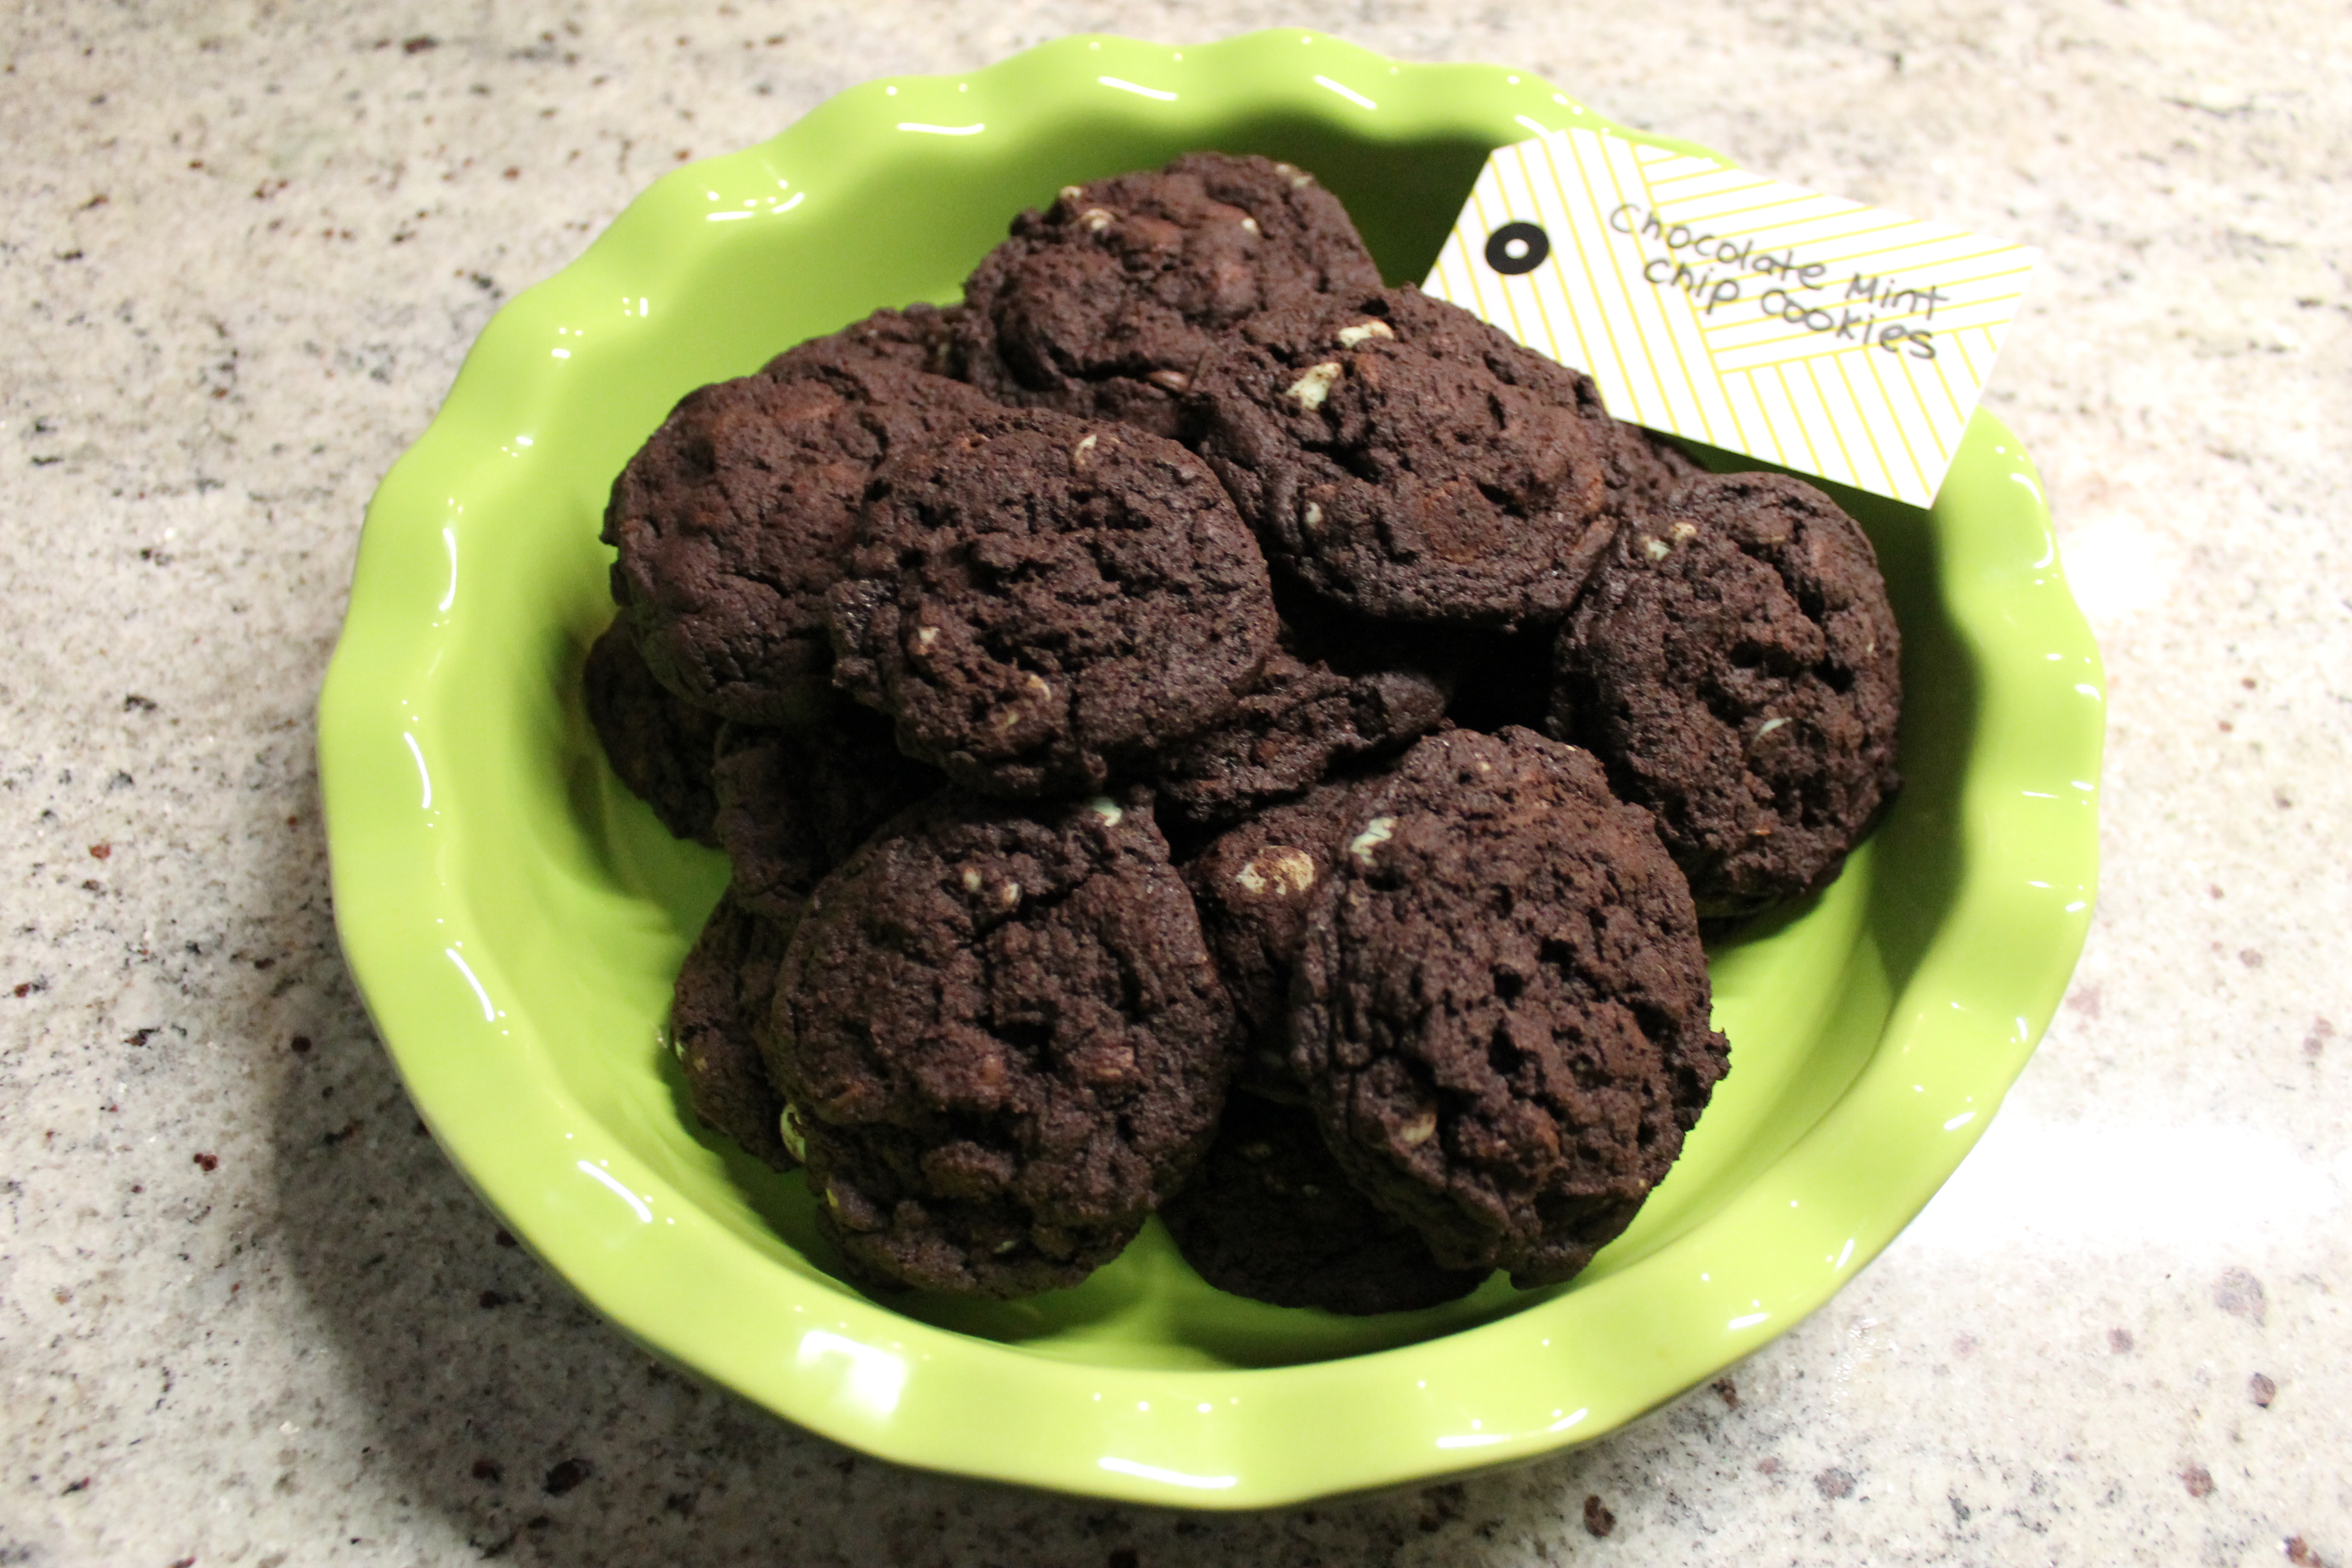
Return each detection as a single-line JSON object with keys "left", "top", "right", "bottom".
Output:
{"left": 994, "top": 673, "right": 1053, "bottom": 729}
{"left": 1335, "top": 319, "right": 1393, "bottom": 347}
{"left": 1754, "top": 716, "right": 1788, "bottom": 738}
{"left": 1290, "top": 174, "right": 1313, "bottom": 188}
{"left": 914, "top": 625, "right": 939, "bottom": 649}
{"left": 1398, "top": 1110, "right": 1438, "bottom": 1147}
{"left": 778, "top": 1103, "right": 809, "bottom": 1162}
{"left": 1284, "top": 361, "right": 1343, "bottom": 411}
{"left": 1670, "top": 521, "right": 1698, "bottom": 541}
{"left": 961, "top": 867, "right": 984, "bottom": 892}
{"left": 1081, "top": 206, "right": 1115, "bottom": 233}
{"left": 1302, "top": 500, "right": 1322, "bottom": 530}
{"left": 1059, "top": 184, "right": 1084, "bottom": 204}
{"left": 1072, "top": 433, "right": 1098, "bottom": 468}
{"left": 1234, "top": 846, "right": 1317, "bottom": 897}
{"left": 1642, "top": 536, "right": 1671, "bottom": 560}
{"left": 1347, "top": 816, "right": 1396, "bottom": 864}
{"left": 997, "top": 879, "right": 1022, "bottom": 910}
{"left": 1087, "top": 796, "right": 1124, "bottom": 827}
{"left": 1238, "top": 215, "right": 1259, "bottom": 233}
{"left": 993, "top": 1238, "right": 1021, "bottom": 1255}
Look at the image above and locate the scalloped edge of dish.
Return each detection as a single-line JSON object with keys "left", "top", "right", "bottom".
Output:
{"left": 318, "top": 28, "right": 2101, "bottom": 1508}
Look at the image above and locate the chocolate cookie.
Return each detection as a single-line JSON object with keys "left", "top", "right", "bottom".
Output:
{"left": 1182, "top": 778, "right": 1378, "bottom": 1101}
{"left": 582, "top": 614, "right": 723, "bottom": 845}
{"left": 603, "top": 307, "right": 996, "bottom": 727}
{"left": 1548, "top": 471, "right": 1902, "bottom": 918}
{"left": 709, "top": 708, "right": 941, "bottom": 923}
{"left": 1152, "top": 640, "right": 1450, "bottom": 832}
{"left": 827, "top": 409, "right": 1280, "bottom": 797}
{"left": 1161, "top": 1096, "right": 1488, "bottom": 1314}
{"left": 1291, "top": 727, "right": 1730, "bottom": 1288}
{"left": 1611, "top": 422, "right": 1709, "bottom": 518}
{"left": 769, "top": 790, "right": 1237, "bottom": 1298}
{"left": 771, "top": 299, "right": 963, "bottom": 382}
{"left": 952, "top": 152, "right": 1385, "bottom": 438}
{"left": 1193, "top": 286, "right": 1626, "bottom": 631}
{"left": 671, "top": 890, "right": 796, "bottom": 1171}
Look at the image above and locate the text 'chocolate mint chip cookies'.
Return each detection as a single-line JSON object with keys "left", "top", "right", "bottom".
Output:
{"left": 766, "top": 790, "right": 1237, "bottom": 1298}
{"left": 827, "top": 408, "right": 1280, "bottom": 797}
{"left": 951, "top": 151, "right": 1386, "bottom": 438}
{"left": 603, "top": 305, "right": 994, "bottom": 727}
{"left": 1290, "top": 728, "right": 1730, "bottom": 1289}
{"left": 1549, "top": 470, "right": 1903, "bottom": 918}
{"left": 1193, "top": 285, "right": 1626, "bottom": 631}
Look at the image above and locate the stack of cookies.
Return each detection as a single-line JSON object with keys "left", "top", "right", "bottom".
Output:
{"left": 587, "top": 153, "right": 1903, "bottom": 1312}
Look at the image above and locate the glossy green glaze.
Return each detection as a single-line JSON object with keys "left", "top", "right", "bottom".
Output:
{"left": 318, "top": 29, "right": 2102, "bottom": 1507}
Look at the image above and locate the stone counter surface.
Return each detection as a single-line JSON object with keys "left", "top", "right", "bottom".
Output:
{"left": 3, "top": 2, "right": 2346, "bottom": 1564}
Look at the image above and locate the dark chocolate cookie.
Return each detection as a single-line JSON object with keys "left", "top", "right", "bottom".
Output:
{"left": 828, "top": 409, "right": 1280, "bottom": 797}
{"left": 1423, "top": 417, "right": 1700, "bottom": 733}
{"left": 1161, "top": 1096, "right": 1488, "bottom": 1314}
{"left": 603, "top": 307, "right": 996, "bottom": 727}
{"left": 709, "top": 709, "right": 941, "bottom": 923}
{"left": 1182, "top": 778, "right": 1378, "bottom": 1101}
{"left": 951, "top": 152, "right": 1385, "bottom": 438}
{"left": 769, "top": 790, "right": 1237, "bottom": 1298}
{"left": 582, "top": 613, "right": 723, "bottom": 845}
{"left": 771, "top": 300, "right": 963, "bottom": 382}
{"left": 671, "top": 890, "right": 796, "bottom": 1171}
{"left": 1548, "top": 470, "right": 1902, "bottom": 918}
{"left": 1611, "top": 422, "right": 1709, "bottom": 518}
{"left": 1152, "top": 640, "right": 1450, "bottom": 832}
{"left": 1291, "top": 727, "right": 1730, "bottom": 1288}
{"left": 1193, "top": 286, "right": 1626, "bottom": 631}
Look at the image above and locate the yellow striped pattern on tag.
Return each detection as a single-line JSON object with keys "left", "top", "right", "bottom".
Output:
{"left": 1423, "top": 128, "right": 2038, "bottom": 507}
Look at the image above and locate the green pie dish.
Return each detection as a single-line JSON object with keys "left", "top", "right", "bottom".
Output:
{"left": 318, "top": 29, "right": 2102, "bottom": 1507}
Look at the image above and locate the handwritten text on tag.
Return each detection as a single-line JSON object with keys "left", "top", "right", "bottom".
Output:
{"left": 1423, "top": 128, "right": 2038, "bottom": 507}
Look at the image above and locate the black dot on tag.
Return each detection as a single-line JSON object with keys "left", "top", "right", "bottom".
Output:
{"left": 1484, "top": 221, "right": 1550, "bottom": 275}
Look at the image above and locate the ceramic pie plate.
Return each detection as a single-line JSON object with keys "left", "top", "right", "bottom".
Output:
{"left": 317, "top": 29, "right": 2102, "bottom": 1508}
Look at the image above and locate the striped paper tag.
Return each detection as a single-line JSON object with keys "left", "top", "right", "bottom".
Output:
{"left": 1423, "top": 127, "right": 2039, "bottom": 507}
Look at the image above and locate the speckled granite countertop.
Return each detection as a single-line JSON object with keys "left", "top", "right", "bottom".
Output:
{"left": 4, "top": 3, "right": 2348, "bottom": 1564}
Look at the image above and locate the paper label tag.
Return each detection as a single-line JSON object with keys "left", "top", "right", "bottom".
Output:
{"left": 1423, "top": 128, "right": 2038, "bottom": 507}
